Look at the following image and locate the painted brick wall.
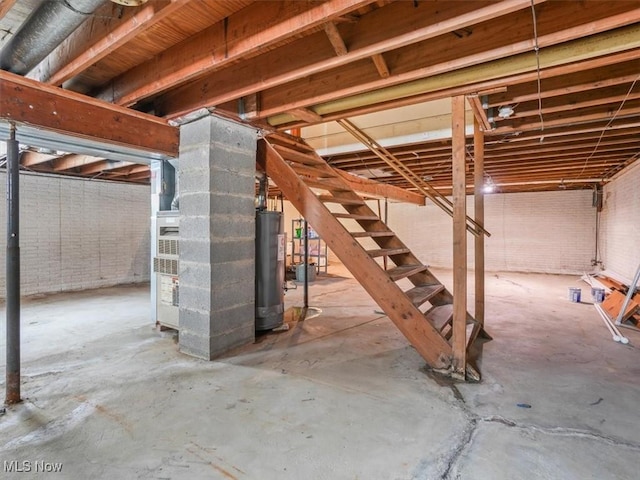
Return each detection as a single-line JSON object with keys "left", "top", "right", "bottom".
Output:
{"left": 600, "top": 161, "right": 640, "bottom": 281}
{"left": 0, "top": 172, "right": 150, "bottom": 298}
{"left": 387, "top": 190, "right": 596, "bottom": 274}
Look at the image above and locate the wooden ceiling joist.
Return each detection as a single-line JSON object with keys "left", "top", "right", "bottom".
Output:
{"left": 324, "top": 22, "right": 348, "bottom": 56}
{"left": 3, "top": 1, "right": 639, "bottom": 191}
{"left": 52, "top": 154, "right": 105, "bottom": 172}
{"left": 370, "top": 53, "right": 390, "bottom": 78}
{"left": 158, "top": 0, "right": 535, "bottom": 118}
{"left": 96, "top": 0, "right": 375, "bottom": 106}
{"left": 467, "top": 94, "right": 492, "bottom": 132}
{"left": 20, "top": 150, "right": 59, "bottom": 167}
{"left": 264, "top": 18, "right": 640, "bottom": 126}
{"left": 78, "top": 160, "right": 121, "bottom": 175}
{"left": 288, "top": 107, "right": 324, "bottom": 123}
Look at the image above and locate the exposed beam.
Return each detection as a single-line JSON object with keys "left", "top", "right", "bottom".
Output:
{"left": 494, "top": 103, "right": 640, "bottom": 133}
{"left": 370, "top": 53, "right": 390, "bottom": 78}
{"left": 159, "top": 0, "right": 537, "bottom": 118}
{"left": 107, "top": 164, "right": 149, "bottom": 176}
{"left": 287, "top": 107, "right": 323, "bottom": 123}
{"left": 275, "top": 51, "right": 640, "bottom": 131}
{"left": 34, "top": 0, "right": 187, "bottom": 86}
{"left": 324, "top": 22, "right": 348, "bottom": 56}
{"left": 0, "top": 0, "right": 17, "bottom": 20}
{"left": 20, "top": 150, "right": 58, "bottom": 167}
{"left": 0, "top": 70, "right": 179, "bottom": 157}
{"left": 122, "top": 170, "right": 151, "bottom": 181}
{"left": 467, "top": 94, "right": 492, "bottom": 132}
{"left": 332, "top": 168, "right": 425, "bottom": 205}
{"left": 78, "top": 160, "right": 121, "bottom": 175}
{"left": 239, "top": 93, "right": 260, "bottom": 120}
{"left": 265, "top": 19, "right": 640, "bottom": 125}
{"left": 52, "top": 154, "right": 105, "bottom": 171}
{"left": 488, "top": 69, "right": 640, "bottom": 107}
{"left": 97, "top": 0, "right": 376, "bottom": 106}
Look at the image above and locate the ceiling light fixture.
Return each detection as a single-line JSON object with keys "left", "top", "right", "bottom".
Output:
{"left": 483, "top": 174, "right": 496, "bottom": 193}
{"left": 498, "top": 105, "right": 515, "bottom": 119}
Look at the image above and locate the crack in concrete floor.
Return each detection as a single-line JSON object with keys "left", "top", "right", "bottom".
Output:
{"left": 436, "top": 389, "right": 640, "bottom": 480}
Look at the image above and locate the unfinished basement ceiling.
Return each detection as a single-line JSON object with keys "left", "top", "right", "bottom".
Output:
{"left": 0, "top": 0, "right": 638, "bottom": 192}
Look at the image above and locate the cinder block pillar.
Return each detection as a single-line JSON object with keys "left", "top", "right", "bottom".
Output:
{"left": 178, "top": 114, "right": 257, "bottom": 360}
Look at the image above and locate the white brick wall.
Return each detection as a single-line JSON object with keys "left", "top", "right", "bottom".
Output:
{"left": 387, "top": 190, "right": 596, "bottom": 274}
{"left": 600, "top": 161, "right": 640, "bottom": 281}
{"left": 0, "top": 172, "right": 150, "bottom": 298}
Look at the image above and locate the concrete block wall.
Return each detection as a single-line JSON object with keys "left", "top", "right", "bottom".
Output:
{"left": 387, "top": 190, "right": 596, "bottom": 274}
{"left": 178, "top": 115, "right": 257, "bottom": 360}
{"left": 0, "top": 172, "right": 150, "bottom": 299}
{"left": 600, "top": 161, "right": 640, "bottom": 281}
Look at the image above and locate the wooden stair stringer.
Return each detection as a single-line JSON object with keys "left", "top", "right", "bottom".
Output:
{"left": 277, "top": 141, "right": 455, "bottom": 309}
{"left": 259, "top": 138, "right": 453, "bottom": 370}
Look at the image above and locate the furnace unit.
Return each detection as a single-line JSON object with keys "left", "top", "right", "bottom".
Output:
{"left": 153, "top": 211, "right": 179, "bottom": 330}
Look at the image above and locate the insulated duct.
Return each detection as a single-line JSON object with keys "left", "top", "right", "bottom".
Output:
{"left": 0, "top": 0, "right": 107, "bottom": 75}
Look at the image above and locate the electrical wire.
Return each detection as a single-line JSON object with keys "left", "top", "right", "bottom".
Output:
{"left": 576, "top": 74, "right": 640, "bottom": 179}
{"left": 530, "top": 0, "right": 544, "bottom": 139}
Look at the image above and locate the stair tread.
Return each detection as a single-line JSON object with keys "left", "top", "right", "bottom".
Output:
{"left": 302, "top": 177, "right": 351, "bottom": 191}
{"left": 351, "top": 231, "right": 395, "bottom": 238}
{"left": 386, "top": 264, "right": 429, "bottom": 280}
{"left": 368, "top": 247, "right": 411, "bottom": 257}
{"left": 405, "top": 284, "right": 445, "bottom": 308}
{"left": 317, "top": 194, "right": 365, "bottom": 205}
{"left": 290, "top": 162, "right": 338, "bottom": 178}
{"left": 268, "top": 133, "right": 316, "bottom": 152}
{"left": 425, "top": 304, "right": 453, "bottom": 331}
{"left": 272, "top": 144, "right": 324, "bottom": 166}
{"left": 334, "top": 213, "right": 380, "bottom": 221}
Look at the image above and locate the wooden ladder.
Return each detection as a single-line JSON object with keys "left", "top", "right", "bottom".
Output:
{"left": 258, "top": 132, "right": 479, "bottom": 376}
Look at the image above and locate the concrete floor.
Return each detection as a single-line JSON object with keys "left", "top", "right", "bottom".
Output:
{"left": 1, "top": 266, "right": 639, "bottom": 479}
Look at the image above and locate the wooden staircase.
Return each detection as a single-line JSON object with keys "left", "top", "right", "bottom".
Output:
{"left": 258, "top": 132, "right": 479, "bottom": 377}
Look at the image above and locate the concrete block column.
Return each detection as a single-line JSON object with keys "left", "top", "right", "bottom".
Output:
{"left": 178, "top": 114, "right": 257, "bottom": 360}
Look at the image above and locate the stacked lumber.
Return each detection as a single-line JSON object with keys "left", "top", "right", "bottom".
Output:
{"left": 594, "top": 273, "right": 640, "bottom": 329}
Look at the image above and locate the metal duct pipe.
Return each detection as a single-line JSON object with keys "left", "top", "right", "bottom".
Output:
{"left": 0, "top": 0, "right": 107, "bottom": 75}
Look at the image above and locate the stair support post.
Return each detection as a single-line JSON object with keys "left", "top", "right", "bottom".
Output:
{"left": 473, "top": 117, "right": 485, "bottom": 328}
{"left": 451, "top": 95, "right": 467, "bottom": 380}
{"left": 258, "top": 138, "right": 453, "bottom": 370}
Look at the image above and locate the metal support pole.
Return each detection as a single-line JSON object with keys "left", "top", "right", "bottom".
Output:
{"left": 303, "top": 219, "right": 309, "bottom": 309}
{"left": 5, "top": 125, "right": 21, "bottom": 405}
